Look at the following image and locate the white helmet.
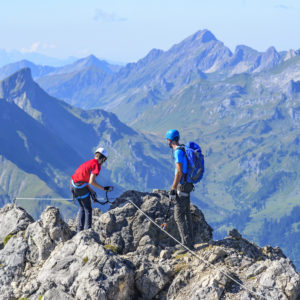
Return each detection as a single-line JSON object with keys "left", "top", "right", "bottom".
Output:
{"left": 95, "top": 147, "right": 108, "bottom": 158}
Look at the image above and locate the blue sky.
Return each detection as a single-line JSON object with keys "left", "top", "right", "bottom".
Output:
{"left": 0, "top": 0, "right": 299, "bottom": 62}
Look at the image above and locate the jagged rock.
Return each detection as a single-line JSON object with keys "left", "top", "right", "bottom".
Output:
{"left": 0, "top": 190, "right": 299, "bottom": 300}
{"left": 228, "top": 228, "right": 242, "bottom": 240}
{"left": 168, "top": 268, "right": 230, "bottom": 300}
{"left": 135, "top": 262, "right": 173, "bottom": 299}
{"left": 207, "top": 246, "right": 227, "bottom": 263}
{"left": 0, "top": 233, "right": 28, "bottom": 299}
{"left": 43, "top": 288, "right": 74, "bottom": 300}
{"left": 96, "top": 190, "right": 213, "bottom": 254}
{"left": 19, "top": 230, "right": 135, "bottom": 300}
{"left": 24, "top": 206, "right": 73, "bottom": 261}
{"left": 0, "top": 203, "right": 34, "bottom": 245}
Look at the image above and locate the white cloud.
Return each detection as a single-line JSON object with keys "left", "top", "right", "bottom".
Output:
{"left": 21, "top": 42, "right": 40, "bottom": 53}
{"left": 21, "top": 42, "right": 56, "bottom": 53}
{"left": 93, "top": 9, "right": 127, "bottom": 22}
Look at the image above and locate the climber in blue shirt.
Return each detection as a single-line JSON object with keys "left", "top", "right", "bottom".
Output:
{"left": 165, "top": 129, "right": 194, "bottom": 249}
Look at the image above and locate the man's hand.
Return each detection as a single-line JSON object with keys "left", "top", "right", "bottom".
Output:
{"left": 169, "top": 189, "right": 177, "bottom": 201}
{"left": 104, "top": 186, "right": 114, "bottom": 192}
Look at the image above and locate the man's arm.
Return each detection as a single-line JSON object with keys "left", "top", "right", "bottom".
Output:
{"left": 89, "top": 173, "right": 105, "bottom": 191}
{"left": 171, "top": 162, "right": 183, "bottom": 191}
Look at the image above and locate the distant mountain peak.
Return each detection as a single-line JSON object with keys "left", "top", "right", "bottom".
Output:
{"left": 284, "top": 49, "right": 297, "bottom": 61}
{"left": 191, "top": 29, "right": 217, "bottom": 43}
{"left": 1, "top": 68, "right": 34, "bottom": 88}
{"left": 136, "top": 48, "right": 164, "bottom": 66}
{"left": 266, "top": 46, "right": 278, "bottom": 54}
{"left": 9, "top": 67, "right": 33, "bottom": 81}
{"left": 86, "top": 54, "right": 97, "bottom": 59}
{"left": 82, "top": 54, "right": 101, "bottom": 63}
{"left": 76, "top": 54, "right": 102, "bottom": 66}
{"left": 0, "top": 68, "right": 35, "bottom": 97}
{"left": 235, "top": 45, "right": 257, "bottom": 53}
{"left": 69, "top": 54, "right": 119, "bottom": 74}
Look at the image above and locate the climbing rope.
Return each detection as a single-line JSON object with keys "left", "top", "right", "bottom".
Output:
{"left": 13, "top": 197, "right": 74, "bottom": 203}
{"left": 125, "top": 197, "right": 273, "bottom": 300}
{"left": 13, "top": 195, "right": 115, "bottom": 205}
{"left": 12, "top": 195, "right": 279, "bottom": 299}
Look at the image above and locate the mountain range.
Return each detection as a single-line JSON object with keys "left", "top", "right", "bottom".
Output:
{"left": 0, "top": 68, "right": 173, "bottom": 218}
{"left": 0, "top": 48, "right": 77, "bottom": 67}
{"left": 0, "top": 29, "right": 300, "bottom": 270}
{"left": 0, "top": 55, "right": 122, "bottom": 108}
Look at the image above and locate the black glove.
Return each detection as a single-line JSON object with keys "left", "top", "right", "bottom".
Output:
{"left": 90, "top": 191, "right": 97, "bottom": 202}
{"left": 169, "top": 189, "right": 177, "bottom": 201}
{"left": 104, "top": 186, "right": 114, "bottom": 192}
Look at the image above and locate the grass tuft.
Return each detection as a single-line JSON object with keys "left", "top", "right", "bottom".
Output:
{"left": 3, "top": 234, "right": 15, "bottom": 246}
{"left": 82, "top": 256, "right": 89, "bottom": 265}
{"left": 104, "top": 244, "right": 121, "bottom": 254}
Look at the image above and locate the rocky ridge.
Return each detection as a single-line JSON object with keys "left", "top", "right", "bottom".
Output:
{"left": 0, "top": 190, "right": 299, "bottom": 300}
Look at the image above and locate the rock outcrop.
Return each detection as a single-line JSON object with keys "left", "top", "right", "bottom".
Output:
{"left": 0, "top": 190, "right": 299, "bottom": 300}
{"left": 0, "top": 203, "right": 34, "bottom": 247}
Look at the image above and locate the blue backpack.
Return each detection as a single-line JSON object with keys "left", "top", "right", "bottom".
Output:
{"left": 178, "top": 142, "right": 205, "bottom": 184}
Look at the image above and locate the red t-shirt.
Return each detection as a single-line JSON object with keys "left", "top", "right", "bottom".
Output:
{"left": 72, "top": 159, "right": 101, "bottom": 183}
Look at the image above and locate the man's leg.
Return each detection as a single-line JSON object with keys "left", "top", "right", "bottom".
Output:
{"left": 81, "top": 196, "right": 92, "bottom": 229}
{"left": 174, "top": 195, "right": 189, "bottom": 246}
{"left": 77, "top": 199, "right": 85, "bottom": 232}
{"left": 185, "top": 195, "right": 194, "bottom": 248}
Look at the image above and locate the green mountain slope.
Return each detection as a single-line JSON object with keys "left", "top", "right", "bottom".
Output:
{"left": 0, "top": 69, "right": 173, "bottom": 214}
{"left": 128, "top": 57, "right": 300, "bottom": 269}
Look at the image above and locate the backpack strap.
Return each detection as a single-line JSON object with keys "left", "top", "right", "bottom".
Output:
{"left": 176, "top": 145, "right": 188, "bottom": 183}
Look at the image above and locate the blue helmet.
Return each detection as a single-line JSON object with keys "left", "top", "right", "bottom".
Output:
{"left": 165, "top": 129, "right": 180, "bottom": 141}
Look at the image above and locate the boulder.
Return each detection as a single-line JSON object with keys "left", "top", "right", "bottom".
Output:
{"left": 96, "top": 190, "right": 213, "bottom": 253}
{"left": 24, "top": 206, "right": 73, "bottom": 261}
{"left": 0, "top": 233, "right": 28, "bottom": 299}
{"left": 0, "top": 204, "right": 34, "bottom": 246}
{"left": 18, "top": 230, "right": 136, "bottom": 300}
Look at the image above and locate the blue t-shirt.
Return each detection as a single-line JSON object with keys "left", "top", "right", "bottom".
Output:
{"left": 174, "top": 147, "right": 188, "bottom": 183}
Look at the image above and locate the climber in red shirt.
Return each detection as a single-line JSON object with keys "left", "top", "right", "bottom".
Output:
{"left": 71, "top": 147, "right": 113, "bottom": 231}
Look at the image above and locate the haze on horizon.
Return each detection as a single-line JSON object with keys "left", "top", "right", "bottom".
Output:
{"left": 0, "top": 0, "right": 299, "bottom": 63}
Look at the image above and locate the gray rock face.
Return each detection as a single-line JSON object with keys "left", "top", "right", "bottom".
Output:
{"left": 0, "top": 234, "right": 28, "bottom": 299}
{"left": 25, "top": 206, "right": 73, "bottom": 262}
{"left": 0, "top": 203, "right": 34, "bottom": 244}
{"left": 24, "top": 230, "right": 135, "bottom": 300}
{"left": 0, "top": 190, "right": 299, "bottom": 300}
{"left": 102, "top": 190, "right": 213, "bottom": 254}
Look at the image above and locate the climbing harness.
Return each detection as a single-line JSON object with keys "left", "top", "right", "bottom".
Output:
{"left": 124, "top": 196, "right": 274, "bottom": 300}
